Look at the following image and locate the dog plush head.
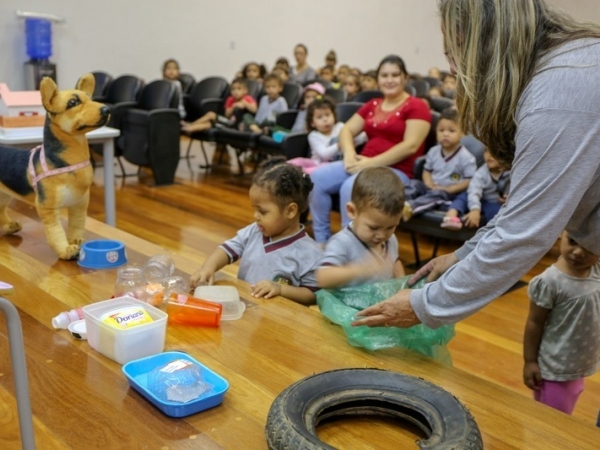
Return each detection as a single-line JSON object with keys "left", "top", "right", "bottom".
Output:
{"left": 40, "top": 73, "right": 110, "bottom": 135}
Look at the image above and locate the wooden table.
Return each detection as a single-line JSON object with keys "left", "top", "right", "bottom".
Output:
{"left": 0, "top": 126, "right": 120, "bottom": 226}
{"left": 0, "top": 200, "right": 597, "bottom": 449}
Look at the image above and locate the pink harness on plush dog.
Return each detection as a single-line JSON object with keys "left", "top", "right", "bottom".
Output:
{"left": 28, "top": 145, "right": 91, "bottom": 191}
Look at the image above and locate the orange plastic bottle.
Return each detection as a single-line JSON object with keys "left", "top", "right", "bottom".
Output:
{"left": 166, "top": 293, "right": 222, "bottom": 327}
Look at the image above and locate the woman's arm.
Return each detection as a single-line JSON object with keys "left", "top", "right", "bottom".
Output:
{"left": 338, "top": 114, "right": 365, "bottom": 158}
{"left": 410, "top": 108, "right": 600, "bottom": 328}
{"left": 366, "top": 119, "right": 430, "bottom": 167}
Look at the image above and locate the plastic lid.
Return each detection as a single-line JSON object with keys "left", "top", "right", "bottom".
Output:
{"left": 68, "top": 319, "right": 87, "bottom": 340}
{"left": 193, "top": 286, "right": 245, "bottom": 321}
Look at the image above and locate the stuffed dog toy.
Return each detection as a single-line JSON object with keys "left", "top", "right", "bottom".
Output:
{"left": 0, "top": 73, "right": 110, "bottom": 260}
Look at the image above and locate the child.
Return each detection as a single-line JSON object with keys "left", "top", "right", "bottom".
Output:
{"left": 318, "top": 65, "right": 336, "bottom": 88}
{"left": 316, "top": 167, "right": 405, "bottom": 288}
{"left": 272, "top": 67, "right": 289, "bottom": 83}
{"left": 288, "top": 97, "right": 366, "bottom": 174}
{"left": 428, "top": 85, "right": 444, "bottom": 98}
{"left": 181, "top": 78, "right": 257, "bottom": 133}
{"left": 360, "top": 70, "right": 378, "bottom": 91}
{"left": 343, "top": 74, "right": 361, "bottom": 100}
{"left": 190, "top": 158, "right": 322, "bottom": 305}
{"left": 242, "top": 62, "right": 266, "bottom": 81}
{"left": 336, "top": 64, "right": 351, "bottom": 85}
{"left": 442, "top": 73, "right": 457, "bottom": 98}
{"left": 523, "top": 231, "right": 600, "bottom": 415}
{"left": 427, "top": 67, "right": 443, "bottom": 80}
{"left": 244, "top": 73, "right": 288, "bottom": 134}
{"left": 441, "top": 149, "right": 510, "bottom": 229}
{"left": 290, "top": 83, "right": 325, "bottom": 132}
{"left": 403, "top": 108, "right": 477, "bottom": 220}
{"left": 274, "top": 57, "right": 290, "bottom": 73}
{"left": 162, "top": 59, "right": 185, "bottom": 118}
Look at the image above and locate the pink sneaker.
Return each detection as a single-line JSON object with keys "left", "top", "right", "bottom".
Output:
{"left": 441, "top": 216, "right": 463, "bottom": 230}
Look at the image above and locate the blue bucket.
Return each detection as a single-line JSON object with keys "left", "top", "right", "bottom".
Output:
{"left": 78, "top": 240, "right": 127, "bottom": 269}
{"left": 25, "top": 18, "right": 52, "bottom": 60}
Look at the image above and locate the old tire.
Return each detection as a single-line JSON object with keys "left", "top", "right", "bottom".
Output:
{"left": 265, "top": 368, "right": 483, "bottom": 450}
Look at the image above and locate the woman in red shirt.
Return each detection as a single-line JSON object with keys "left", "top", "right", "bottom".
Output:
{"left": 309, "top": 55, "right": 431, "bottom": 243}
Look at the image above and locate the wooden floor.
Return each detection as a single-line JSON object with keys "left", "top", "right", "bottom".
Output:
{"left": 87, "top": 138, "right": 599, "bottom": 425}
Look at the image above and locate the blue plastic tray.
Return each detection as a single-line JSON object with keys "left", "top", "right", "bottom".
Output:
{"left": 122, "top": 351, "right": 229, "bottom": 417}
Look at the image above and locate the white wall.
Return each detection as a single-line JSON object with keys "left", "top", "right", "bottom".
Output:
{"left": 0, "top": 0, "right": 445, "bottom": 90}
{"left": 2, "top": 1, "right": 598, "bottom": 92}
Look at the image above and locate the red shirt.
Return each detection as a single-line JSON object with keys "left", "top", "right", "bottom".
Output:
{"left": 357, "top": 97, "right": 431, "bottom": 177}
{"left": 225, "top": 95, "right": 256, "bottom": 109}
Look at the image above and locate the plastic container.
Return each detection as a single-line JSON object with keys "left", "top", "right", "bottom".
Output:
{"left": 193, "top": 286, "right": 245, "bottom": 321}
{"left": 82, "top": 297, "right": 167, "bottom": 364}
{"left": 68, "top": 320, "right": 87, "bottom": 340}
{"left": 143, "top": 255, "right": 175, "bottom": 282}
{"left": 78, "top": 240, "right": 128, "bottom": 270}
{"left": 114, "top": 266, "right": 145, "bottom": 299}
{"left": 25, "top": 18, "right": 52, "bottom": 60}
{"left": 167, "top": 293, "right": 222, "bottom": 327}
{"left": 122, "top": 351, "right": 229, "bottom": 418}
{"left": 52, "top": 307, "right": 84, "bottom": 329}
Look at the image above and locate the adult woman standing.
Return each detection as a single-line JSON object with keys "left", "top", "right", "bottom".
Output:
{"left": 309, "top": 55, "right": 431, "bottom": 243}
{"left": 353, "top": 0, "right": 600, "bottom": 328}
{"left": 289, "top": 44, "right": 317, "bottom": 85}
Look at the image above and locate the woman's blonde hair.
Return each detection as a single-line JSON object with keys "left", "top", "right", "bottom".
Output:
{"left": 439, "top": 0, "right": 600, "bottom": 165}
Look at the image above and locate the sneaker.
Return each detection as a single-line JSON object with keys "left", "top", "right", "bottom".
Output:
{"left": 440, "top": 216, "right": 463, "bottom": 230}
{"left": 402, "top": 202, "right": 413, "bottom": 222}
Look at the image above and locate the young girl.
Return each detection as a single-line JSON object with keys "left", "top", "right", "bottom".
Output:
{"left": 190, "top": 157, "right": 322, "bottom": 305}
{"left": 290, "top": 82, "right": 325, "bottom": 132}
{"left": 241, "top": 62, "right": 266, "bottom": 81}
{"left": 288, "top": 98, "right": 366, "bottom": 175}
{"left": 162, "top": 58, "right": 185, "bottom": 118}
{"left": 343, "top": 74, "right": 361, "bottom": 100}
{"left": 523, "top": 231, "right": 600, "bottom": 415}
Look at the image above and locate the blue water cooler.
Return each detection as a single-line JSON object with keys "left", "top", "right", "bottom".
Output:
{"left": 23, "top": 18, "right": 57, "bottom": 90}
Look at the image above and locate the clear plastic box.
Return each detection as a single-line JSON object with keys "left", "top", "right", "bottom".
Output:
{"left": 193, "top": 286, "right": 245, "bottom": 320}
{"left": 83, "top": 296, "right": 167, "bottom": 364}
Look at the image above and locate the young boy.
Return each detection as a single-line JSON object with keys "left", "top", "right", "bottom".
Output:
{"left": 403, "top": 108, "right": 477, "bottom": 220}
{"left": 441, "top": 149, "right": 510, "bottom": 229}
{"left": 244, "top": 73, "right": 288, "bottom": 134}
{"left": 181, "top": 77, "right": 256, "bottom": 133}
{"left": 316, "top": 167, "right": 405, "bottom": 289}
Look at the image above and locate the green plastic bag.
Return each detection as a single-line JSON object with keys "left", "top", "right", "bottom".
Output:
{"left": 316, "top": 276, "right": 455, "bottom": 363}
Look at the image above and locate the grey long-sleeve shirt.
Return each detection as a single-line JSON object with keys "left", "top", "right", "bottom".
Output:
{"left": 410, "top": 38, "right": 600, "bottom": 328}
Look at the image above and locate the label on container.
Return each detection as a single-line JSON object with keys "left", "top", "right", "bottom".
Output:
{"left": 159, "top": 359, "right": 194, "bottom": 373}
{"left": 101, "top": 306, "right": 154, "bottom": 329}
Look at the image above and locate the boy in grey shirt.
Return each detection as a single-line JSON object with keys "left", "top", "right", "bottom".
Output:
{"left": 244, "top": 73, "right": 288, "bottom": 134}
{"left": 317, "top": 167, "right": 405, "bottom": 288}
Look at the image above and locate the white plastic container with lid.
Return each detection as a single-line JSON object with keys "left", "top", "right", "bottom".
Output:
{"left": 193, "top": 286, "right": 245, "bottom": 320}
{"left": 82, "top": 296, "right": 167, "bottom": 364}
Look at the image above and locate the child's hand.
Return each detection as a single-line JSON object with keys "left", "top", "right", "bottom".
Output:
{"left": 498, "top": 194, "right": 508, "bottom": 204}
{"left": 249, "top": 124, "right": 262, "bottom": 133}
{"left": 523, "top": 361, "right": 543, "bottom": 390}
{"left": 190, "top": 267, "right": 215, "bottom": 288}
{"left": 463, "top": 210, "right": 481, "bottom": 228}
{"left": 250, "top": 280, "right": 282, "bottom": 298}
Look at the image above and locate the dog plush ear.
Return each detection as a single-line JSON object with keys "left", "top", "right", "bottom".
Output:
{"left": 76, "top": 73, "right": 95, "bottom": 97}
{"left": 40, "top": 77, "right": 59, "bottom": 113}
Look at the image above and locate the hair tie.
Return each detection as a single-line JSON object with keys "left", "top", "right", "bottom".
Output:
{"left": 302, "top": 173, "right": 309, "bottom": 179}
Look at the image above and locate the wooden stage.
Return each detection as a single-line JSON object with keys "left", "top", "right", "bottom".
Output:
{"left": 0, "top": 199, "right": 598, "bottom": 449}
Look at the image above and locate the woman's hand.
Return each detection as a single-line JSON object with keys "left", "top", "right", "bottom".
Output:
{"left": 345, "top": 155, "right": 372, "bottom": 174}
{"left": 343, "top": 153, "right": 359, "bottom": 172}
{"left": 351, "top": 289, "right": 420, "bottom": 328}
{"left": 408, "top": 252, "right": 458, "bottom": 285}
{"left": 251, "top": 280, "right": 282, "bottom": 298}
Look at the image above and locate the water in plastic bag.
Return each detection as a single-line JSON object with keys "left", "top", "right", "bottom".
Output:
{"left": 316, "top": 276, "right": 455, "bottom": 364}
{"left": 147, "top": 359, "right": 213, "bottom": 403}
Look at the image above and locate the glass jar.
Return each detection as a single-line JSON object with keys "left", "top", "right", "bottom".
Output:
{"left": 114, "top": 266, "right": 145, "bottom": 299}
{"left": 143, "top": 255, "right": 175, "bottom": 283}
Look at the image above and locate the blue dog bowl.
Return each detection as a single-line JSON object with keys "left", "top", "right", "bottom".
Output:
{"left": 78, "top": 239, "right": 127, "bottom": 269}
{"left": 122, "top": 351, "right": 229, "bottom": 417}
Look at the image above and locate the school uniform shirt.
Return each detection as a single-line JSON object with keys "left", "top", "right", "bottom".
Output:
{"left": 357, "top": 97, "right": 431, "bottom": 177}
{"left": 528, "top": 262, "right": 600, "bottom": 381}
{"left": 467, "top": 165, "right": 511, "bottom": 211}
{"left": 219, "top": 223, "right": 322, "bottom": 290}
{"left": 424, "top": 144, "right": 477, "bottom": 186}
{"left": 254, "top": 95, "right": 288, "bottom": 124}
{"left": 320, "top": 224, "right": 399, "bottom": 287}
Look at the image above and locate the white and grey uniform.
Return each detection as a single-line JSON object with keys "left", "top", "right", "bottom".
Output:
{"left": 411, "top": 38, "right": 600, "bottom": 328}
{"left": 424, "top": 144, "right": 477, "bottom": 187}
{"left": 220, "top": 223, "right": 322, "bottom": 290}
{"left": 320, "top": 225, "right": 399, "bottom": 287}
